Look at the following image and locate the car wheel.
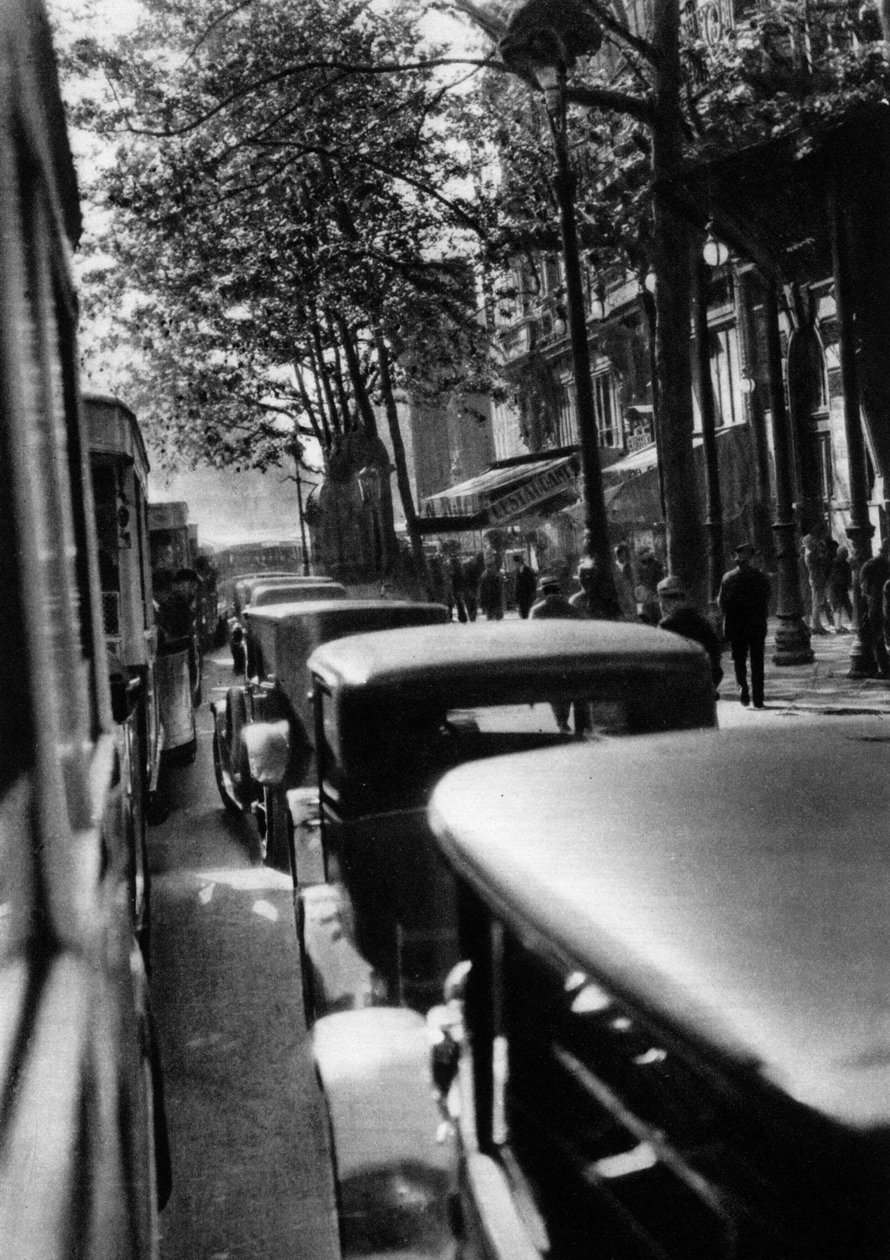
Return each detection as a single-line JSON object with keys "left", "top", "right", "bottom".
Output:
{"left": 212, "top": 725, "right": 242, "bottom": 815}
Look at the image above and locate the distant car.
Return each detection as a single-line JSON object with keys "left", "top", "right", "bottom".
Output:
{"left": 244, "top": 579, "right": 347, "bottom": 611}
{"left": 226, "top": 571, "right": 339, "bottom": 620}
{"left": 304, "top": 619, "right": 716, "bottom": 1017}
{"left": 210, "top": 597, "right": 449, "bottom": 869}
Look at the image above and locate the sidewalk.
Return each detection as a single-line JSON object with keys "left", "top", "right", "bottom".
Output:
{"left": 719, "top": 620, "right": 890, "bottom": 717}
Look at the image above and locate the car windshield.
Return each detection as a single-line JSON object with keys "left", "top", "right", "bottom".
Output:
{"left": 332, "top": 688, "right": 629, "bottom": 811}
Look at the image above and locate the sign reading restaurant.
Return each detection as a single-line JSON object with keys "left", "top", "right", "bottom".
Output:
{"left": 487, "top": 458, "right": 578, "bottom": 526}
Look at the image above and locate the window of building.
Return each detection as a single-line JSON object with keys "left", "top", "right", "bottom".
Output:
{"left": 542, "top": 256, "right": 561, "bottom": 296}
{"left": 815, "top": 433, "right": 833, "bottom": 501}
{"left": 556, "top": 380, "right": 577, "bottom": 446}
{"left": 710, "top": 324, "right": 742, "bottom": 427}
{"left": 593, "top": 371, "right": 621, "bottom": 447}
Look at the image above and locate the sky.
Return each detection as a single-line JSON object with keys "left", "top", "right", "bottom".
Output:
{"left": 50, "top": 0, "right": 485, "bottom": 48}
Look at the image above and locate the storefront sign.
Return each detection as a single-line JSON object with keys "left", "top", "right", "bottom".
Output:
{"left": 487, "top": 459, "right": 577, "bottom": 525}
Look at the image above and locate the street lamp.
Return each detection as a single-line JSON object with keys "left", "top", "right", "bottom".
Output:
{"left": 356, "top": 463, "right": 382, "bottom": 507}
{"left": 500, "top": 15, "right": 620, "bottom": 613}
{"left": 294, "top": 473, "right": 311, "bottom": 575}
{"left": 702, "top": 221, "right": 730, "bottom": 268}
{"left": 356, "top": 463, "right": 384, "bottom": 574}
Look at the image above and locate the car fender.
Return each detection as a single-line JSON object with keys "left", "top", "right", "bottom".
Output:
{"left": 313, "top": 1007, "right": 459, "bottom": 1258}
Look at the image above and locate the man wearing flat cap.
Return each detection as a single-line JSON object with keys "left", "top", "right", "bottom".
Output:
{"left": 657, "top": 576, "right": 723, "bottom": 695}
{"left": 717, "top": 542, "right": 771, "bottom": 708}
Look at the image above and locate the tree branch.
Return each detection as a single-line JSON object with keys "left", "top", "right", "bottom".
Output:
{"left": 566, "top": 83, "right": 655, "bottom": 124}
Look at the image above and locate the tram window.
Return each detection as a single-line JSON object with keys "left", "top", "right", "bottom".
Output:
{"left": 92, "top": 461, "right": 123, "bottom": 637}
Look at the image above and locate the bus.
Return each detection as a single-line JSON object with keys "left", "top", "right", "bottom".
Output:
{"left": 0, "top": 2, "right": 168, "bottom": 1252}
{"left": 85, "top": 392, "right": 163, "bottom": 947}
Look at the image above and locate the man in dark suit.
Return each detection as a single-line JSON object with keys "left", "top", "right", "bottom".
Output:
{"left": 717, "top": 542, "right": 771, "bottom": 708}
{"left": 657, "top": 575, "right": 723, "bottom": 696}
{"left": 513, "top": 555, "right": 537, "bottom": 618}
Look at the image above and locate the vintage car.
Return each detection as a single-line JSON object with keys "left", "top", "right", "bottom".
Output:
{"left": 245, "top": 579, "right": 346, "bottom": 611}
{"left": 304, "top": 620, "right": 716, "bottom": 1019}
{"left": 210, "top": 597, "right": 449, "bottom": 870}
{"left": 412, "top": 725, "right": 890, "bottom": 1257}
{"left": 231, "top": 571, "right": 340, "bottom": 619}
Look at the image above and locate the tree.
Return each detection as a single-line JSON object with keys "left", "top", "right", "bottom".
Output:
{"left": 444, "top": 0, "right": 890, "bottom": 604}
{"left": 62, "top": 0, "right": 499, "bottom": 583}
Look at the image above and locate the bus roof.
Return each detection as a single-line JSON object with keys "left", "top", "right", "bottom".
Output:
{"left": 309, "top": 619, "right": 711, "bottom": 694}
{"left": 429, "top": 724, "right": 890, "bottom": 1130}
{"left": 148, "top": 501, "right": 189, "bottom": 531}
{"left": 83, "top": 393, "right": 149, "bottom": 480}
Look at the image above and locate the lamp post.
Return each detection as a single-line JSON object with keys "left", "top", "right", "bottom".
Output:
{"left": 502, "top": 38, "right": 618, "bottom": 610}
{"left": 356, "top": 463, "right": 384, "bottom": 574}
{"left": 294, "top": 473, "right": 311, "bottom": 575}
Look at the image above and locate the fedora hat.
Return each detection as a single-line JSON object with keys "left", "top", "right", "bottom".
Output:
{"left": 732, "top": 541, "right": 756, "bottom": 558}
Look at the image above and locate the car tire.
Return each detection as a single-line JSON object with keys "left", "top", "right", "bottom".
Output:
{"left": 212, "top": 725, "right": 242, "bottom": 815}
{"left": 224, "top": 687, "right": 254, "bottom": 807}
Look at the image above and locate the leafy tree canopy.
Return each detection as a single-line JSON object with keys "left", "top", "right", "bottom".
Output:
{"left": 61, "top": 0, "right": 501, "bottom": 475}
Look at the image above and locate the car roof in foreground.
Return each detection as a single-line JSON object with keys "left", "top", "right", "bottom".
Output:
{"left": 429, "top": 723, "right": 890, "bottom": 1131}
{"left": 308, "top": 619, "right": 707, "bottom": 689}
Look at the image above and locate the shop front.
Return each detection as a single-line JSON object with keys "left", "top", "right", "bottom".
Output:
{"left": 418, "top": 448, "right": 582, "bottom": 575}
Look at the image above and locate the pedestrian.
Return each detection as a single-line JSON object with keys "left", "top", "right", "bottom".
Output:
{"left": 229, "top": 619, "right": 246, "bottom": 675}
{"left": 462, "top": 553, "right": 483, "bottom": 622}
{"left": 513, "top": 554, "right": 537, "bottom": 619}
{"left": 634, "top": 549, "right": 663, "bottom": 624}
{"left": 530, "top": 575, "right": 581, "bottom": 733}
{"left": 656, "top": 575, "right": 723, "bottom": 696}
{"left": 613, "top": 542, "right": 637, "bottom": 620}
{"left": 447, "top": 555, "right": 467, "bottom": 623}
{"left": 717, "top": 541, "right": 771, "bottom": 708}
{"left": 427, "top": 553, "right": 448, "bottom": 609}
{"left": 569, "top": 556, "right": 623, "bottom": 619}
{"left": 800, "top": 521, "right": 831, "bottom": 634}
{"left": 860, "top": 539, "right": 890, "bottom": 677}
{"left": 479, "top": 558, "right": 506, "bottom": 620}
{"left": 828, "top": 543, "right": 853, "bottom": 632}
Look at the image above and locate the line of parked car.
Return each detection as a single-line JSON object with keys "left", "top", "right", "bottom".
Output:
{"left": 211, "top": 575, "right": 890, "bottom": 1259}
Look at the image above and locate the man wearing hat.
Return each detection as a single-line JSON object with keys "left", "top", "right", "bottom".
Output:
{"left": 530, "top": 575, "right": 580, "bottom": 732}
{"left": 717, "top": 542, "right": 771, "bottom": 707}
{"left": 529, "top": 574, "right": 579, "bottom": 621}
{"left": 656, "top": 575, "right": 723, "bottom": 695}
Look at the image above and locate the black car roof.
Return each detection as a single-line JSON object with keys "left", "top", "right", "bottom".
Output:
{"left": 308, "top": 619, "right": 709, "bottom": 692}
{"left": 429, "top": 724, "right": 890, "bottom": 1130}
{"left": 246, "top": 598, "right": 446, "bottom": 624}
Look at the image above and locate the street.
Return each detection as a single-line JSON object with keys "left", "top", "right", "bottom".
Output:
{"left": 148, "top": 649, "right": 339, "bottom": 1260}
{"left": 145, "top": 623, "right": 889, "bottom": 1258}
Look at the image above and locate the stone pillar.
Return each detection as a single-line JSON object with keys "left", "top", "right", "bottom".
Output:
{"left": 830, "top": 174, "right": 875, "bottom": 677}
{"left": 694, "top": 252, "right": 724, "bottom": 608}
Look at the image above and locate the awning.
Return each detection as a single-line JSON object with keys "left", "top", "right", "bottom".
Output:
{"left": 420, "top": 454, "right": 579, "bottom": 530}
{"left": 591, "top": 425, "right": 757, "bottom": 530}
{"left": 602, "top": 441, "right": 660, "bottom": 480}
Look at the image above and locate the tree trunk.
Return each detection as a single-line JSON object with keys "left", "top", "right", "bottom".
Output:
{"left": 651, "top": 0, "right": 707, "bottom": 605}
{"left": 334, "top": 314, "right": 399, "bottom": 569}
{"left": 374, "top": 329, "right": 431, "bottom": 595}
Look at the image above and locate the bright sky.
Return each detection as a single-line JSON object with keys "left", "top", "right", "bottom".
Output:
{"left": 51, "top": 0, "right": 485, "bottom": 49}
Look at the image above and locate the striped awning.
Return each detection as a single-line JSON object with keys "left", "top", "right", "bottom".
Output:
{"left": 421, "top": 455, "right": 579, "bottom": 525}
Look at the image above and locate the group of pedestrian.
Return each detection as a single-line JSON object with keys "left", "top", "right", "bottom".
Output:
{"left": 431, "top": 551, "right": 540, "bottom": 622}
{"left": 800, "top": 520, "right": 854, "bottom": 635}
